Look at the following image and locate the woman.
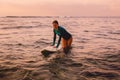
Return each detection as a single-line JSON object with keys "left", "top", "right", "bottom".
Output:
{"left": 51, "top": 20, "right": 73, "bottom": 54}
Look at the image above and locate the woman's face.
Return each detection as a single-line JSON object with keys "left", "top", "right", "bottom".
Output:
{"left": 53, "top": 23, "right": 58, "bottom": 29}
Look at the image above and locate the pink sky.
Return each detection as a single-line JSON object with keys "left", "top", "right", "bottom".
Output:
{"left": 0, "top": 0, "right": 120, "bottom": 16}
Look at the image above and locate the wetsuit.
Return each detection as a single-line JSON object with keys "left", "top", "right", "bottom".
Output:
{"left": 52, "top": 26, "right": 72, "bottom": 48}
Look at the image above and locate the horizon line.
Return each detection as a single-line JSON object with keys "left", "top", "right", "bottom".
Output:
{"left": 0, "top": 16, "right": 120, "bottom": 18}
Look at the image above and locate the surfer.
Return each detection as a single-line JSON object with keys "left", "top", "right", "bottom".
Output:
{"left": 51, "top": 20, "right": 73, "bottom": 54}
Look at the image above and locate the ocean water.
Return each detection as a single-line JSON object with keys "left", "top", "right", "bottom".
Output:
{"left": 0, "top": 16, "right": 120, "bottom": 80}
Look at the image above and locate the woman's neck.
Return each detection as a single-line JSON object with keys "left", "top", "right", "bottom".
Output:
{"left": 55, "top": 26, "right": 59, "bottom": 30}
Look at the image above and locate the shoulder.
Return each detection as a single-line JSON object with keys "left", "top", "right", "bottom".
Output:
{"left": 58, "top": 26, "right": 65, "bottom": 30}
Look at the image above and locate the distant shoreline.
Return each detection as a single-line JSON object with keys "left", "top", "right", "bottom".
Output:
{"left": 0, "top": 16, "right": 120, "bottom": 18}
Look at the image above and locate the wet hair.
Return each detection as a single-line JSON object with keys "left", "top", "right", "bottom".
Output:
{"left": 52, "top": 20, "right": 59, "bottom": 24}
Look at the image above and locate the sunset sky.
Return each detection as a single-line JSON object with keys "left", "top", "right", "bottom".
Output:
{"left": 0, "top": 0, "right": 120, "bottom": 16}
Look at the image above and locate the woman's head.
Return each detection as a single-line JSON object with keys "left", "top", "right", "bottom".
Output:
{"left": 52, "top": 20, "right": 59, "bottom": 29}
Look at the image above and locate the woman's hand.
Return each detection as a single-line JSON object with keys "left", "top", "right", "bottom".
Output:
{"left": 53, "top": 46, "right": 57, "bottom": 48}
{"left": 50, "top": 43, "right": 57, "bottom": 48}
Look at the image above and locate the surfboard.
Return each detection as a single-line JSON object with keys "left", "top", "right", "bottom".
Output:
{"left": 41, "top": 44, "right": 62, "bottom": 57}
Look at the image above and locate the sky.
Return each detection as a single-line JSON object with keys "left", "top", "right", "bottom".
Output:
{"left": 0, "top": 0, "right": 120, "bottom": 16}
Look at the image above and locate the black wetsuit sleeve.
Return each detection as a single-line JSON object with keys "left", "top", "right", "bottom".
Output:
{"left": 56, "top": 35, "right": 61, "bottom": 48}
{"left": 52, "top": 30, "right": 56, "bottom": 45}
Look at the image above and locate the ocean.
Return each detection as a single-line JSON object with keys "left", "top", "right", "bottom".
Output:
{"left": 0, "top": 16, "right": 120, "bottom": 80}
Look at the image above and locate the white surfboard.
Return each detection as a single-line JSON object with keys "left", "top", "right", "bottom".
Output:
{"left": 41, "top": 44, "right": 62, "bottom": 57}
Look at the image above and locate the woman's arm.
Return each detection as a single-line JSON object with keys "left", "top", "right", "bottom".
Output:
{"left": 52, "top": 30, "right": 56, "bottom": 46}
{"left": 56, "top": 35, "right": 61, "bottom": 48}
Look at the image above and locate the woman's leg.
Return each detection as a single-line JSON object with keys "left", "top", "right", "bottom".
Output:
{"left": 61, "top": 38, "right": 67, "bottom": 49}
{"left": 62, "top": 37, "right": 73, "bottom": 54}
{"left": 62, "top": 38, "right": 69, "bottom": 54}
{"left": 67, "top": 36, "right": 73, "bottom": 48}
